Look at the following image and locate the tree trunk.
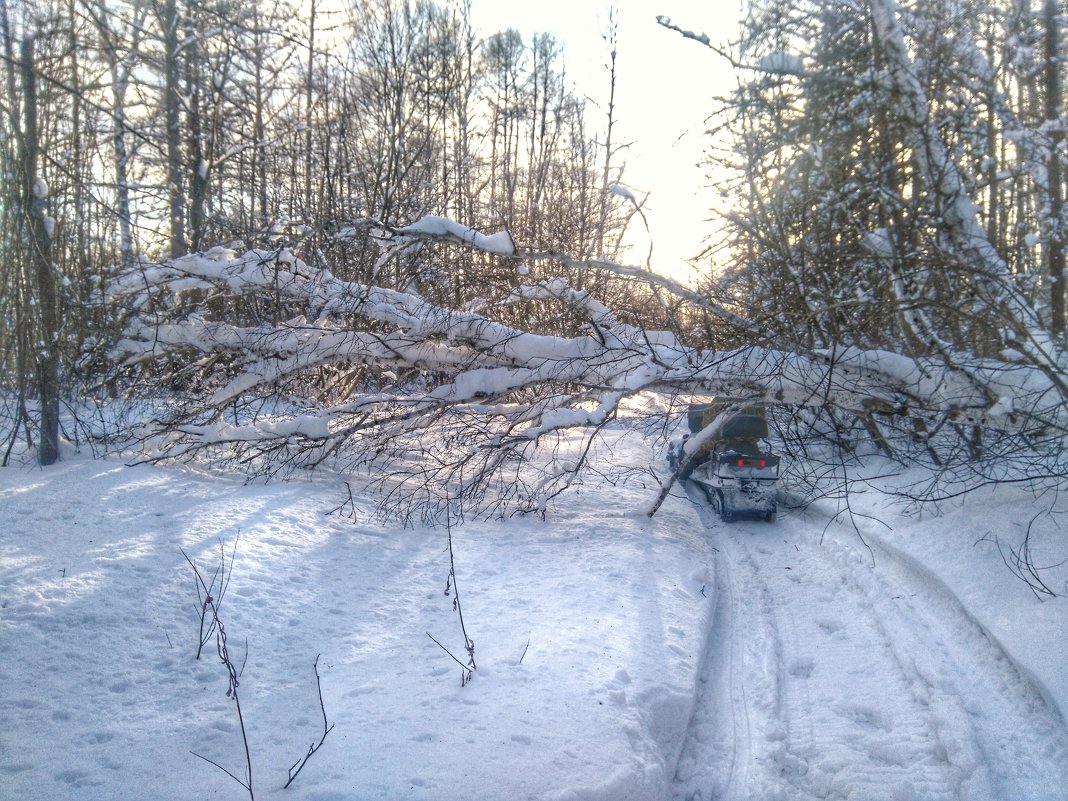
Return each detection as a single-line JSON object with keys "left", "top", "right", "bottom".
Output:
{"left": 1044, "top": 0, "right": 1065, "bottom": 335}
{"left": 186, "top": 57, "right": 207, "bottom": 253}
{"left": 304, "top": 0, "right": 315, "bottom": 220}
{"left": 163, "top": 0, "right": 186, "bottom": 257}
{"left": 19, "top": 37, "right": 60, "bottom": 465}
{"left": 595, "top": 10, "right": 618, "bottom": 262}
{"left": 113, "top": 60, "right": 135, "bottom": 268}
{"left": 252, "top": 4, "right": 268, "bottom": 238}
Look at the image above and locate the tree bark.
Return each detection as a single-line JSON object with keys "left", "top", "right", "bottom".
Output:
{"left": 595, "top": 10, "right": 618, "bottom": 263}
{"left": 163, "top": 0, "right": 186, "bottom": 257}
{"left": 1044, "top": 0, "right": 1065, "bottom": 335}
{"left": 19, "top": 36, "right": 60, "bottom": 465}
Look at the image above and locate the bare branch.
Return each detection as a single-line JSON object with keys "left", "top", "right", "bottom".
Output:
{"left": 283, "top": 654, "right": 334, "bottom": 789}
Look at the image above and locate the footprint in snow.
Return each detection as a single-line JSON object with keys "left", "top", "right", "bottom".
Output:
{"left": 817, "top": 618, "right": 845, "bottom": 636}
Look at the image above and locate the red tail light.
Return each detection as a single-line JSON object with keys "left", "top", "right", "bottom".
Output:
{"left": 735, "top": 458, "right": 767, "bottom": 468}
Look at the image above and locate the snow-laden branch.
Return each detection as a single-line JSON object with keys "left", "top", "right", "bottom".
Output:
{"left": 655, "top": 15, "right": 806, "bottom": 77}
{"left": 104, "top": 208, "right": 1068, "bottom": 517}
{"left": 370, "top": 217, "right": 758, "bottom": 334}
{"left": 395, "top": 215, "right": 516, "bottom": 255}
{"left": 110, "top": 241, "right": 1066, "bottom": 442}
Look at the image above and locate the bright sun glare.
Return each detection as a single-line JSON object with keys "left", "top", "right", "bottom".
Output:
{"left": 469, "top": 0, "right": 741, "bottom": 280}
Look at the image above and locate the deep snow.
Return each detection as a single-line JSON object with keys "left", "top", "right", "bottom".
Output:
{"left": 1, "top": 434, "right": 1066, "bottom": 800}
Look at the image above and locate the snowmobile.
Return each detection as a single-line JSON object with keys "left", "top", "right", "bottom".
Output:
{"left": 668, "top": 403, "right": 780, "bottom": 523}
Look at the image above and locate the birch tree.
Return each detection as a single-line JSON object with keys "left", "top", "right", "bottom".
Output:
{"left": 85, "top": 0, "right": 149, "bottom": 269}
{"left": 1, "top": 13, "right": 61, "bottom": 465}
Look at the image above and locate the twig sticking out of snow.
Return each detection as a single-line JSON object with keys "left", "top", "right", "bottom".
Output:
{"left": 427, "top": 501, "right": 477, "bottom": 686}
{"left": 284, "top": 654, "right": 335, "bottom": 789}
{"left": 977, "top": 516, "right": 1064, "bottom": 601}
{"left": 185, "top": 536, "right": 239, "bottom": 660}
{"left": 182, "top": 544, "right": 255, "bottom": 801}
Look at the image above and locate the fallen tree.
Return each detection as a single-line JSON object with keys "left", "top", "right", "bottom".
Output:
{"left": 105, "top": 220, "right": 1068, "bottom": 520}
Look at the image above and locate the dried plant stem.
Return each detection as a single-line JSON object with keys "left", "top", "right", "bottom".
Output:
{"left": 181, "top": 536, "right": 239, "bottom": 660}
{"left": 284, "top": 654, "right": 334, "bottom": 789}
{"left": 183, "top": 547, "right": 254, "bottom": 801}
{"left": 427, "top": 499, "right": 477, "bottom": 685}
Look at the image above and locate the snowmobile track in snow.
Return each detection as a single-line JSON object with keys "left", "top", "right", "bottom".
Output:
{"left": 673, "top": 490, "right": 1068, "bottom": 801}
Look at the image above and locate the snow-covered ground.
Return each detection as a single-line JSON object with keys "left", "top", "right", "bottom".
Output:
{"left": 675, "top": 480, "right": 1068, "bottom": 801}
{"left": 1, "top": 434, "right": 1066, "bottom": 800}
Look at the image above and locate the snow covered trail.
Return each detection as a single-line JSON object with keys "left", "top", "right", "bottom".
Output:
{"left": 673, "top": 497, "right": 1068, "bottom": 801}
{"left": 0, "top": 447, "right": 716, "bottom": 801}
{"left": 3, "top": 444, "right": 1065, "bottom": 801}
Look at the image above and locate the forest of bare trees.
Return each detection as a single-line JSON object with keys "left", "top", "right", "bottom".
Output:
{"left": 1, "top": 0, "right": 639, "bottom": 462}
{"left": 2, "top": 0, "right": 1066, "bottom": 519}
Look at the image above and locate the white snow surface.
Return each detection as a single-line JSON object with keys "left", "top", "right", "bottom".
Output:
{"left": 32, "top": 175, "right": 49, "bottom": 199}
{"left": 398, "top": 215, "right": 516, "bottom": 255}
{"left": 757, "top": 52, "right": 805, "bottom": 75}
{"left": 2, "top": 435, "right": 1067, "bottom": 801}
{"left": 607, "top": 183, "right": 639, "bottom": 203}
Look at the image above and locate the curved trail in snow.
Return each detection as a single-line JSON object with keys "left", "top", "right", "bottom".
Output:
{"left": 672, "top": 496, "right": 1068, "bottom": 801}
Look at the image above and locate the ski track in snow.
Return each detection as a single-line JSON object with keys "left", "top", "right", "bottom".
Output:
{"left": 3, "top": 453, "right": 1067, "bottom": 801}
{"left": 673, "top": 491, "right": 1068, "bottom": 801}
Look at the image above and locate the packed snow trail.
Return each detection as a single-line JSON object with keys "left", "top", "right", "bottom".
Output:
{"left": 673, "top": 494, "right": 1068, "bottom": 801}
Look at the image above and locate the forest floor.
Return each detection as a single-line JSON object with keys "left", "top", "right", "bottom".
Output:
{"left": 1, "top": 432, "right": 1066, "bottom": 800}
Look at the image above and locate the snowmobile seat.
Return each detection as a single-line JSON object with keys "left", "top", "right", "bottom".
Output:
{"left": 716, "top": 414, "right": 768, "bottom": 442}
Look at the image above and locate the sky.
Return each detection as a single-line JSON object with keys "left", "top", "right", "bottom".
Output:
{"left": 469, "top": 0, "right": 743, "bottom": 280}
